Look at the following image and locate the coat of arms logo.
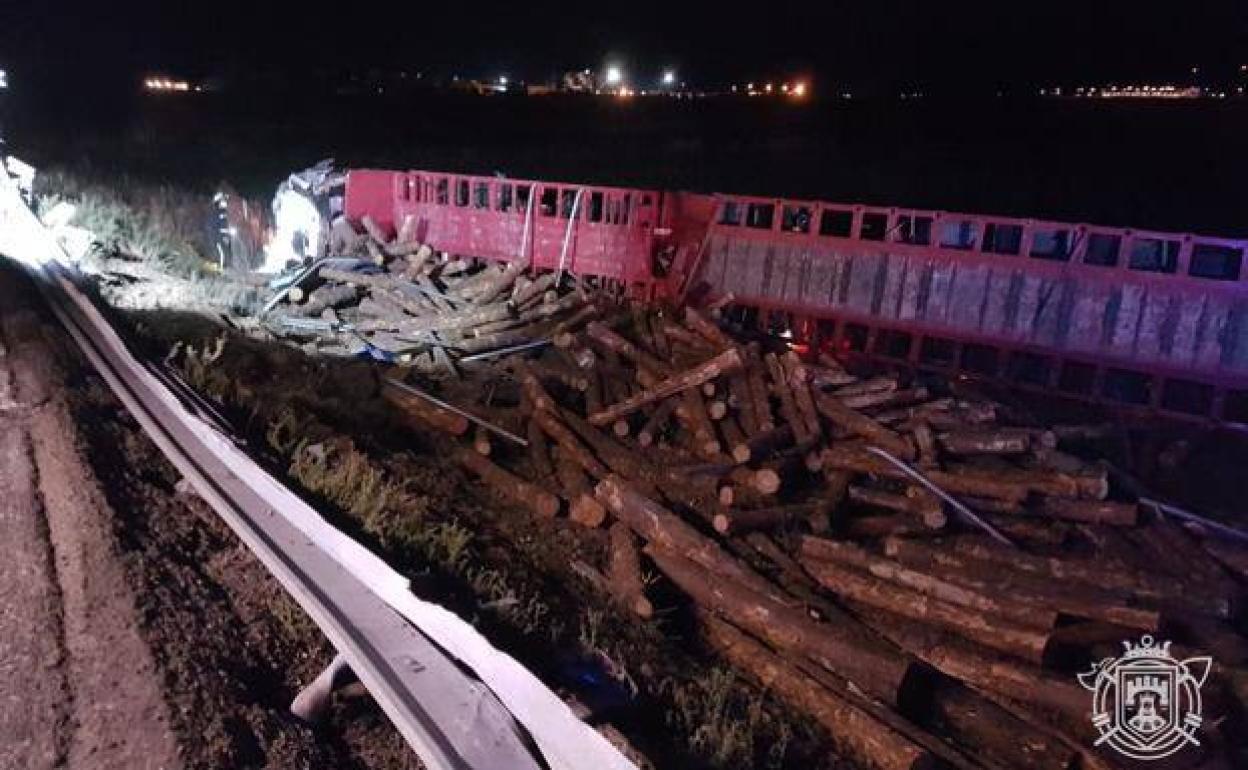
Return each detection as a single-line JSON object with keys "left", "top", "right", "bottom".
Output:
{"left": 1077, "top": 635, "right": 1211, "bottom": 761}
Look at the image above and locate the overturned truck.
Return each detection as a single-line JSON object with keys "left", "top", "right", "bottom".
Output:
{"left": 272, "top": 167, "right": 1248, "bottom": 425}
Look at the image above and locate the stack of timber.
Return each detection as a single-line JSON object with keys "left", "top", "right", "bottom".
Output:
{"left": 260, "top": 213, "right": 593, "bottom": 368}
{"left": 379, "top": 296, "right": 1248, "bottom": 770}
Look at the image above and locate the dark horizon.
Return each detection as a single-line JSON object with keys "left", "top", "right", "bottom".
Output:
{"left": 3, "top": 2, "right": 1246, "bottom": 94}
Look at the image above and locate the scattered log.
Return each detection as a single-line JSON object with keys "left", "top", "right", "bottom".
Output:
{"left": 594, "top": 475, "right": 790, "bottom": 603}
{"left": 848, "top": 485, "right": 947, "bottom": 529}
{"left": 1039, "top": 498, "right": 1138, "bottom": 526}
{"left": 731, "top": 424, "right": 795, "bottom": 464}
{"left": 637, "top": 398, "right": 678, "bottom": 447}
{"left": 646, "top": 545, "right": 924, "bottom": 709}
{"left": 381, "top": 380, "right": 469, "bottom": 436}
{"left": 553, "top": 450, "right": 608, "bottom": 528}
{"left": 607, "top": 522, "right": 654, "bottom": 619}
{"left": 702, "top": 616, "right": 936, "bottom": 770}
{"left": 587, "top": 347, "right": 744, "bottom": 427}
{"left": 532, "top": 408, "right": 609, "bottom": 479}
{"left": 712, "top": 504, "right": 814, "bottom": 537}
{"left": 814, "top": 391, "right": 915, "bottom": 460}
{"left": 472, "top": 425, "right": 492, "bottom": 456}
{"left": 526, "top": 418, "right": 554, "bottom": 480}
{"left": 456, "top": 447, "right": 560, "bottom": 518}
{"left": 295, "top": 283, "right": 359, "bottom": 317}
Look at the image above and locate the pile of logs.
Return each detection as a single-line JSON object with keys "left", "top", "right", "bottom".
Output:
{"left": 260, "top": 215, "right": 593, "bottom": 368}
{"left": 380, "top": 279, "right": 1248, "bottom": 770}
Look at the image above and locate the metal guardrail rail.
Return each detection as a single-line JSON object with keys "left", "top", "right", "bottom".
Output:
{"left": 0, "top": 168, "right": 636, "bottom": 770}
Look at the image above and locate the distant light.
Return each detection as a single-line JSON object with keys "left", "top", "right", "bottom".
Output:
{"left": 0, "top": 69, "right": 7, "bottom": 90}
{"left": 747, "top": 82, "right": 755, "bottom": 90}
{"left": 498, "top": 75, "right": 508, "bottom": 85}
{"left": 662, "top": 71, "right": 676, "bottom": 86}
{"left": 793, "top": 82, "right": 807, "bottom": 97}
{"left": 605, "top": 66, "right": 623, "bottom": 85}
{"left": 1191, "top": 66, "right": 1199, "bottom": 75}
{"left": 765, "top": 82, "right": 773, "bottom": 93}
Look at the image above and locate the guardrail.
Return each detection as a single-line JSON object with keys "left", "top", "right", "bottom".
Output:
{"left": 0, "top": 165, "right": 637, "bottom": 770}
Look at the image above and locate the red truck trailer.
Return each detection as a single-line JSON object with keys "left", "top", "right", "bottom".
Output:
{"left": 340, "top": 168, "right": 1248, "bottom": 425}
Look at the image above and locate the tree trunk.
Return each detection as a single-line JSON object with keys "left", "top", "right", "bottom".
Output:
{"left": 702, "top": 616, "right": 936, "bottom": 770}
{"left": 455, "top": 447, "right": 560, "bottom": 518}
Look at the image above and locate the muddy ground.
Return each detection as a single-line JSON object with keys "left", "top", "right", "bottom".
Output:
{"left": 0, "top": 263, "right": 423, "bottom": 769}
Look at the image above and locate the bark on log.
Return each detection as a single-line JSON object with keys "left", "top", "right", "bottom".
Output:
{"left": 820, "top": 446, "right": 1029, "bottom": 503}
{"left": 860, "top": 612, "right": 1088, "bottom": 720}
{"left": 532, "top": 408, "right": 609, "bottom": 479}
{"left": 295, "top": 283, "right": 359, "bottom": 317}
{"left": 381, "top": 381, "right": 469, "bottom": 436}
{"left": 848, "top": 485, "right": 947, "bottom": 529}
{"left": 646, "top": 546, "right": 923, "bottom": 709}
{"left": 554, "top": 451, "right": 607, "bottom": 528}
{"left": 587, "top": 347, "right": 745, "bottom": 427}
{"left": 764, "top": 352, "right": 808, "bottom": 443}
{"left": 1039, "top": 498, "right": 1138, "bottom": 526}
{"left": 594, "top": 475, "right": 790, "bottom": 604}
{"left": 586, "top": 321, "right": 672, "bottom": 377}
{"left": 514, "top": 360, "right": 556, "bottom": 412}
{"left": 456, "top": 447, "right": 560, "bottom": 518}
{"left": 472, "top": 425, "right": 492, "bottom": 456}
{"left": 800, "top": 556, "right": 1052, "bottom": 661}
{"left": 799, "top": 537, "right": 1057, "bottom": 633}
{"left": 747, "top": 359, "right": 775, "bottom": 432}
{"left": 712, "top": 504, "right": 814, "bottom": 536}
{"left": 783, "top": 351, "right": 824, "bottom": 441}
{"left": 810, "top": 469, "right": 853, "bottom": 534}
{"left": 527, "top": 418, "right": 554, "bottom": 480}
{"left": 938, "top": 429, "right": 1034, "bottom": 455}
{"left": 702, "top": 616, "right": 936, "bottom": 770}
{"left": 881, "top": 536, "right": 1164, "bottom": 630}
{"left": 813, "top": 392, "right": 915, "bottom": 460}
{"left": 680, "top": 388, "right": 722, "bottom": 459}
{"left": 608, "top": 522, "right": 654, "bottom": 619}
{"left": 683, "top": 306, "right": 734, "bottom": 348}
{"left": 840, "top": 387, "right": 931, "bottom": 412}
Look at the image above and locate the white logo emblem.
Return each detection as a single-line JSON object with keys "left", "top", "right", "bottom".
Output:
{"left": 1077, "top": 635, "right": 1211, "bottom": 761}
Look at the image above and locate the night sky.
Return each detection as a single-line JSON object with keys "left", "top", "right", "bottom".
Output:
{"left": 3, "top": 1, "right": 1246, "bottom": 93}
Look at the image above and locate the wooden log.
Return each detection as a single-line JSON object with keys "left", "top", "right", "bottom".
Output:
{"left": 514, "top": 360, "right": 556, "bottom": 412}
{"left": 938, "top": 429, "right": 1034, "bottom": 455}
{"left": 587, "top": 347, "right": 744, "bottom": 427}
{"left": 607, "top": 522, "right": 654, "bottom": 619}
{"left": 798, "top": 537, "right": 1059, "bottom": 631}
{"left": 683, "top": 306, "right": 734, "bottom": 348}
{"left": 783, "top": 352, "right": 824, "bottom": 441}
{"left": 860, "top": 612, "right": 1088, "bottom": 720}
{"left": 528, "top": 358, "right": 590, "bottom": 391}
{"left": 810, "top": 468, "right": 852, "bottom": 534}
{"left": 731, "top": 424, "right": 794, "bottom": 464}
{"left": 585, "top": 321, "right": 672, "bottom": 377}
{"left": 841, "top": 514, "right": 933, "bottom": 539}
{"left": 680, "top": 388, "right": 722, "bottom": 459}
{"left": 1039, "top": 498, "right": 1138, "bottom": 526}
{"left": 716, "top": 413, "right": 746, "bottom": 457}
{"left": 728, "top": 371, "right": 759, "bottom": 436}
{"left": 800, "top": 557, "right": 1051, "bottom": 662}
{"left": 712, "top": 504, "right": 814, "bottom": 537}
{"left": 361, "top": 214, "right": 389, "bottom": 245}
{"left": 660, "top": 320, "right": 715, "bottom": 351}
{"left": 764, "top": 352, "right": 808, "bottom": 443}
{"left": 881, "top": 537, "right": 1165, "bottom": 630}
{"left": 554, "top": 450, "right": 607, "bottom": 528}
{"left": 813, "top": 392, "right": 915, "bottom": 460}
{"left": 511, "top": 272, "right": 557, "bottom": 307}
{"left": 834, "top": 376, "right": 898, "bottom": 398}
{"left": 637, "top": 397, "right": 678, "bottom": 447}
{"left": 295, "top": 283, "right": 358, "bottom": 317}
{"left": 473, "top": 261, "right": 526, "bottom": 305}
{"left": 820, "top": 446, "right": 1029, "bottom": 503}
{"left": 840, "top": 387, "right": 931, "bottom": 412}
{"left": 594, "top": 476, "right": 790, "bottom": 604}
{"left": 746, "top": 358, "right": 775, "bottom": 432}
{"left": 526, "top": 418, "right": 554, "bottom": 480}
{"left": 646, "top": 546, "right": 923, "bottom": 709}
{"left": 456, "top": 447, "right": 560, "bottom": 518}
{"left": 848, "top": 485, "right": 947, "bottom": 529}
{"left": 925, "top": 679, "right": 1076, "bottom": 770}
{"left": 702, "top": 616, "right": 936, "bottom": 770}
{"left": 472, "top": 425, "right": 492, "bottom": 456}
{"left": 551, "top": 305, "right": 601, "bottom": 347}
{"left": 381, "top": 381, "right": 469, "bottom": 436}
{"left": 532, "top": 408, "right": 609, "bottom": 479}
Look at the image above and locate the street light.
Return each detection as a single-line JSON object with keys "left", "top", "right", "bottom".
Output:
{"left": 605, "top": 66, "right": 623, "bottom": 86}
{"left": 662, "top": 71, "right": 676, "bottom": 86}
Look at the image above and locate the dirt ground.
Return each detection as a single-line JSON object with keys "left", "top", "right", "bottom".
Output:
{"left": 0, "top": 263, "right": 420, "bottom": 769}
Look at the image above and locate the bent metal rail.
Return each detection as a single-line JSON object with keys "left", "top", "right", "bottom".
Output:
{"left": 346, "top": 169, "right": 1248, "bottom": 425}
{"left": 0, "top": 167, "right": 636, "bottom": 770}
